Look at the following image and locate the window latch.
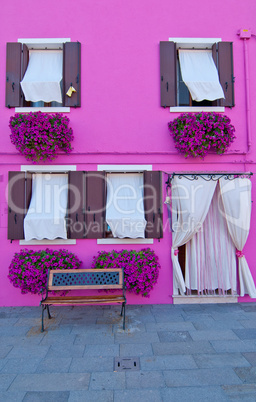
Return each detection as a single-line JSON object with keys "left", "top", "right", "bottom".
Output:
{"left": 225, "top": 82, "right": 228, "bottom": 91}
{"left": 166, "top": 82, "right": 169, "bottom": 92}
{"left": 14, "top": 214, "right": 17, "bottom": 224}
{"left": 12, "top": 82, "right": 15, "bottom": 92}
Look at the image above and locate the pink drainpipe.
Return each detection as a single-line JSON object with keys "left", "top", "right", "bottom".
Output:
{"left": 238, "top": 29, "right": 252, "bottom": 153}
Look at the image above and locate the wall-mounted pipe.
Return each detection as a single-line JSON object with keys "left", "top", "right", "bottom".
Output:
{"left": 238, "top": 29, "right": 252, "bottom": 153}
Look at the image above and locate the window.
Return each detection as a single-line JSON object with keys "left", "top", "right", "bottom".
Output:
{"left": 160, "top": 38, "right": 235, "bottom": 111}
{"left": 105, "top": 173, "right": 147, "bottom": 239}
{"left": 8, "top": 165, "right": 76, "bottom": 245}
{"left": 8, "top": 167, "right": 163, "bottom": 243}
{"left": 6, "top": 38, "right": 81, "bottom": 111}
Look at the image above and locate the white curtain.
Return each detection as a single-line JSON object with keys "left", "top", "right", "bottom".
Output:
{"left": 185, "top": 183, "right": 237, "bottom": 293}
{"left": 24, "top": 174, "right": 68, "bottom": 241}
{"left": 20, "top": 50, "right": 63, "bottom": 103}
{"left": 178, "top": 49, "right": 224, "bottom": 102}
{"left": 106, "top": 173, "right": 147, "bottom": 238}
{"left": 171, "top": 176, "right": 217, "bottom": 294}
{"left": 219, "top": 178, "right": 256, "bottom": 298}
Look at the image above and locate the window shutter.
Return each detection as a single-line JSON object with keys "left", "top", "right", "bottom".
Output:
{"left": 143, "top": 171, "right": 163, "bottom": 239}
{"left": 8, "top": 171, "right": 32, "bottom": 240}
{"left": 86, "top": 171, "right": 106, "bottom": 239}
{"left": 160, "top": 41, "right": 177, "bottom": 107}
{"left": 68, "top": 171, "right": 85, "bottom": 239}
{"left": 63, "top": 42, "right": 81, "bottom": 107}
{"left": 6, "top": 43, "right": 22, "bottom": 108}
{"left": 21, "top": 44, "right": 29, "bottom": 106}
{"left": 217, "top": 42, "right": 235, "bottom": 107}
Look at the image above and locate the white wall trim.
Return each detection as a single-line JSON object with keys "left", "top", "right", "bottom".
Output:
{"left": 97, "top": 238, "right": 154, "bottom": 245}
{"left": 170, "top": 106, "right": 225, "bottom": 113}
{"left": 21, "top": 165, "right": 76, "bottom": 172}
{"left": 173, "top": 295, "right": 238, "bottom": 304}
{"left": 169, "top": 37, "right": 222, "bottom": 48}
{"left": 20, "top": 239, "right": 76, "bottom": 246}
{"left": 15, "top": 107, "right": 70, "bottom": 113}
{"left": 18, "top": 38, "right": 70, "bottom": 50}
{"left": 98, "top": 164, "right": 152, "bottom": 172}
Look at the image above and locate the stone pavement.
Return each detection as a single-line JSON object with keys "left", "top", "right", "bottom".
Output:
{"left": 0, "top": 303, "right": 256, "bottom": 401}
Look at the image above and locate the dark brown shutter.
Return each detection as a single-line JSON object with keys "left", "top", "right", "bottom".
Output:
{"left": 21, "top": 44, "right": 29, "bottom": 106}
{"left": 6, "top": 43, "right": 22, "bottom": 108}
{"left": 216, "top": 42, "right": 235, "bottom": 107}
{"left": 144, "top": 171, "right": 163, "bottom": 239}
{"left": 63, "top": 42, "right": 81, "bottom": 107}
{"left": 68, "top": 171, "right": 85, "bottom": 239}
{"left": 160, "top": 41, "right": 177, "bottom": 107}
{"left": 8, "top": 171, "right": 32, "bottom": 240}
{"left": 86, "top": 171, "right": 106, "bottom": 239}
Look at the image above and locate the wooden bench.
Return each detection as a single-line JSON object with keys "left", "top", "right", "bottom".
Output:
{"left": 40, "top": 268, "right": 126, "bottom": 332}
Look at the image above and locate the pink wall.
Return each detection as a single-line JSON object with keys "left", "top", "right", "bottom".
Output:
{"left": 0, "top": 0, "right": 256, "bottom": 306}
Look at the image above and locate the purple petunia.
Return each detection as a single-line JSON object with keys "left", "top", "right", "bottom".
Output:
{"left": 9, "top": 112, "right": 74, "bottom": 163}
{"left": 91, "top": 249, "right": 161, "bottom": 297}
{"left": 8, "top": 249, "right": 82, "bottom": 295}
{"left": 168, "top": 112, "right": 236, "bottom": 158}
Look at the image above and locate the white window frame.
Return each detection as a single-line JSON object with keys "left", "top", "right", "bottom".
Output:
{"left": 16, "top": 38, "right": 71, "bottom": 113}
{"left": 97, "top": 164, "right": 154, "bottom": 245}
{"left": 169, "top": 37, "right": 225, "bottom": 113}
{"left": 19, "top": 165, "right": 76, "bottom": 245}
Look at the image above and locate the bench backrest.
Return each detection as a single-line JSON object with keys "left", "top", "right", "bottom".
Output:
{"left": 47, "top": 268, "right": 124, "bottom": 291}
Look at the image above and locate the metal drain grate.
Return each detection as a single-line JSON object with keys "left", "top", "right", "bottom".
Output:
{"left": 114, "top": 357, "right": 140, "bottom": 371}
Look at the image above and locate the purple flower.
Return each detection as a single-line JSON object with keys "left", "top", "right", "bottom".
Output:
{"left": 168, "top": 112, "right": 236, "bottom": 158}
{"left": 8, "top": 249, "right": 82, "bottom": 295}
{"left": 9, "top": 112, "right": 74, "bottom": 163}
{"left": 91, "top": 248, "right": 161, "bottom": 297}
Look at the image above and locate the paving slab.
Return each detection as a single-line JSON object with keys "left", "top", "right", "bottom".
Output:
{"left": 22, "top": 391, "right": 70, "bottom": 402}
{"left": 1, "top": 358, "right": 42, "bottom": 374}
{"left": 114, "top": 389, "right": 162, "bottom": 402}
{"left": 9, "top": 373, "right": 90, "bottom": 392}
{"left": 35, "top": 357, "right": 72, "bottom": 373}
{"left": 69, "top": 357, "right": 114, "bottom": 372}
{"left": 126, "top": 370, "right": 165, "bottom": 389}
{"left": 232, "top": 328, "right": 256, "bottom": 340}
{"left": 0, "top": 391, "right": 26, "bottom": 402}
{"left": 89, "top": 372, "right": 125, "bottom": 390}
{"left": 242, "top": 352, "right": 256, "bottom": 366}
{"left": 140, "top": 354, "right": 197, "bottom": 370}
{"left": 120, "top": 343, "right": 153, "bottom": 357}
{"left": 0, "top": 374, "right": 17, "bottom": 391}
{"left": 163, "top": 367, "right": 242, "bottom": 387}
{"left": 69, "top": 390, "right": 113, "bottom": 402}
{"left": 193, "top": 353, "right": 251, "bottom": 368}
{"left": 152, "top": 340, "right": 215, "bottom": 355}
{"left": 161, "top": 386, "right": 228, "bottom": 402}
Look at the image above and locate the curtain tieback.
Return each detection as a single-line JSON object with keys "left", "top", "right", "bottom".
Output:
{"left": 174, "top": 249, "right": 179, "bottom": 256}
{"left": 236, "top": 250, "right": 244, "bottom": 258}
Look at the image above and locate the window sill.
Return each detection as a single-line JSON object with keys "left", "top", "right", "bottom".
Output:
{"left": 15, "top": 107, "right": 70, "bottom": 113}
{"left": 173, "top": 295, "right": 238, "bottom": 304}
{"left": 170, "top": 106, "right": 225, "bottom": 113}
{"left": 97, "top": 238, "right": 154, "bottom": 245}
{"left": 20, "top": 239, "right": 76, "bottom": 246}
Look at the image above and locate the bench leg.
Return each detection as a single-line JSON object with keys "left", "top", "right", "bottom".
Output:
{"left": 122, "top": 302, "right": 126, "bottom": 330}
{"left": 41, "top": 305, "right": 45, "bottom": 332}
{"left": 46, "top": 305, "right": 51, "bottom": 319}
